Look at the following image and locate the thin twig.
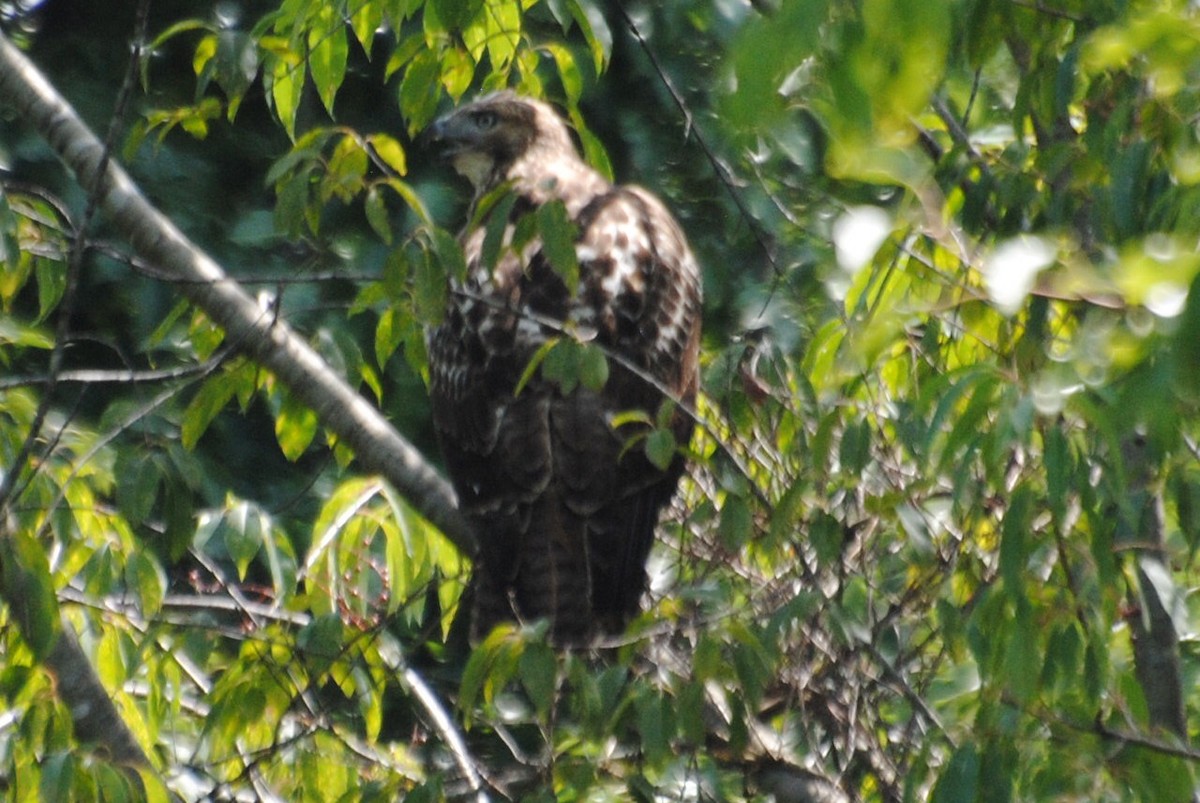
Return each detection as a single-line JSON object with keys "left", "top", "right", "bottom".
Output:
{"left": 0, "top": 362, "right": 225, "bottom": 390}
{"left": 610, "top": 0, "right": 780, "bottom": 279}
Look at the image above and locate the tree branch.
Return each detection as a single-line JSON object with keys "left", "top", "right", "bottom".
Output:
{"left": 1118, "top": 436, "right": 1187, "bottom": 739}
{"left": 0, "top": 31, "right": 474, "bottom": 557}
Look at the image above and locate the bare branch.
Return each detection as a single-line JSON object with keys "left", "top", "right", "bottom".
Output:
{"left": 0, "top": 362, "right": 223, "bottom": 390}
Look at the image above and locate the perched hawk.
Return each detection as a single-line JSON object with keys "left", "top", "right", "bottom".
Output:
{"left": 427, "top": 92, "right": 701, "bottom": 644}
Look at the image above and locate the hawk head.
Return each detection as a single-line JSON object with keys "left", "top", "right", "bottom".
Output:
{"left": 429, "top": 91, "right": 582, "bottom": 194}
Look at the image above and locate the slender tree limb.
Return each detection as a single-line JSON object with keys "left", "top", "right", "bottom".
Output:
{"left": 1118, "top": 436, "right": 1187, "bottom": 739}
{"left": 0, "top": 362, "right": 224, "bottom": 390}
{"left": 0, "top": 30, "right": 474, "bottom": 557}
{"left": 43, "top": 623, "right": 154, "bottom": 765}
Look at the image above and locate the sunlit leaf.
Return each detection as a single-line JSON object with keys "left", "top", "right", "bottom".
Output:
{"left": 565, "top": 0, "right": 610, "bottom": 73}
{"left": 224, "top": 499, "right": 266, "bottom": 580}
{"left": 308, "top": 7, "right": 348, "bottom": 116}
{"left": 367, "top": 133, "right": 407, "bottom": 176}
{"left": 125, "top": 551, "right": 166, "bottom": 618}
{"left": 399, "top": 51, "right": 442, "bottom": 134}
{"left": 268, "top": 53, "right": 305, "bottom": 140}
{"left": 350, "top": 0, "right": 384, "bottom": 57}
{"left": 275, "top": 389, "right": 319, "bottom": 461}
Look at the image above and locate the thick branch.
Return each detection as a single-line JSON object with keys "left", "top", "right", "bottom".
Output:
{"left": 44, "top": 623, "right": 152, "bottom": 764}
{"left": 0, "top": 32, "right": 473, "bottom": 556}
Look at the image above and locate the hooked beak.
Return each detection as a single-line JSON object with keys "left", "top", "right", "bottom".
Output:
{"left": 425, "top": 112, "right": 469, "bottom": 159}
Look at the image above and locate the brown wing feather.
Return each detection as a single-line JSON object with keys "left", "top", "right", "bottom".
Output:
{"left": 428, "top": 98, "right": 700, "bottom": 645}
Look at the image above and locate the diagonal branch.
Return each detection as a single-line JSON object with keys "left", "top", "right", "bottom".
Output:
{"left": 0, "top": 31, "right": 473, "bottom": 556}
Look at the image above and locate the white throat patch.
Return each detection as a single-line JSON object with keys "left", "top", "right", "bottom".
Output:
{"left": 452, "top": 152, "right": 496, "bottom": 190}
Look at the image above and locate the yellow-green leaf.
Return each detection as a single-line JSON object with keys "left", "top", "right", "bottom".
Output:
{"left": 275, "top": 390, "right": 319, "bottom": 461}
{"left": 309, "top": 11, "right": 348, "bottom": 116}
{"left": 367, "top": 133, "right": 407, "bottom": 176}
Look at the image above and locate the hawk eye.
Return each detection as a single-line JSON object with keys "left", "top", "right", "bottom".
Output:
{"left": 474, "top": 111, "right": 498, "bottom": 130}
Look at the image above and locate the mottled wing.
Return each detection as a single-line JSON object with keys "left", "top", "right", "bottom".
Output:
{"left": 562, "top": 187, "right": 702, "bottom": 630}
{"left": 429, "top": 185, "right": 700, "bottom": 642}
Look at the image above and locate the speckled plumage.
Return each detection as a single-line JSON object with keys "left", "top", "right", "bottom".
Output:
{"left": 427, "top": 92, "right": 701, "bottom": 644}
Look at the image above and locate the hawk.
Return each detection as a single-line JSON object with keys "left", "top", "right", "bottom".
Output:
{"left": 427, "top": 91, "right": 701, "bottom": 644}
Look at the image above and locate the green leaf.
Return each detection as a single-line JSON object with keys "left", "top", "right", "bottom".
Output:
{"left": 309, "top": 8, "right": 348, "bottom": 116}
{"left": 635, "top": 690, "right": 671, "bottom": 767}
{"left": 386, "top": 177, "right": 431, "bottom": 224}
{"left": 214, "top": 31, "right": 258, "bottom": 120}
{"left": 515, "top": 337, "right": 560, "bottom": 397}
{"left": 266, "top": 139, "right": 324, "bottom": 186}
{"left": 931, "top": 744, "right": 980, "bottom": 803}
{"left": 0, "top": 317, "right": 53, "bottom": 349}
{"left": 429, "top": 226, "right": 466, "bottom": 283}
{"left": 350, "top": 0, "right": 384, "bottom": 57}
{"left": 429, "top": 0, "right": 484, "bottom": 31}
{"left": 162, "top": 477, "right": 196, "bottom": 563}
{"left": 147, "top": 18, "right": 211, "bottom": 55}
{"left": 125, "top": 551, "right": 166, "bottom": 617}
{"left": 367, "top": 133, "right": 407, "bottom": 176}
{"left": 519, "top": 641, "right": 557, "bottom": 717}
{"left": 192, "top": 33, "right": 218, "bottom": 78}
{"left": 568, "top": 106, "right": 613, "bottom": 181}
{"left": 578, "top": 342, "right": 609, "bottom": 391}
{"left": 440, "top": 45, "right": 475, "bottom": 100}
{"left": 323, "top": 135, "right": 369, "bottom": 203}
{"left": 375, "top": 306, "right": 404, "bottom": 370}
{"left": 480, "top": 190, "right": 518, "bottom": 272}
{"left": 275, "top": 390, "right": 319, "bottom": 461}
{"left": 39, "top": 753, "right": 75, "bottom": 803}
{"left": 1174, "top": 270, "right": 1200, "bottom": 395}
{"left": 34, "top": 257, "right": 65, "bottom": 324}
{"left": 644, "top": 427, "right": 677, "bottom": 471}
{"left": 224, "top": 500, "right": 266, "bottom": 580}
{"left": 1003, "top": 601, "right": 1038, "bottom": 703}
{"left": 460, "top": 625, "right": 523, "bottom": 712}
{"left": 565, "top": 0, "right": 611, "bottom": 73}
{"left": 181, "top": 372, "right": 238, "bottom": 450}
{"left": 537, "top": 200, "right": 580, "bottom": 293}
{"left": 545, "top": 44, "right": 582, "bottom": 103}
{"left": 115, "top": 449, "right": 161, "bottom": 524}
{"left": 268, "top": 53, "right": 305, "bottom": 140}
{"left": 542, "top": 338, "right": 580, "bottom": 394}
{"left": 273, "top": 165, "right": 313, "bottom": 237}
{"left": 298, "top": 613, "right": 345, "bottom": 677}
{"left": 808, "top": 510, "right": 842, "bottom": 568}
{"left": 96, "top": 629, "right": 127, "bottom": 690}
{"left": 484, "top": 0, "right": 521, "bottom": 70}
{"left": 413, "top": 247, "right": 447, "bottom": 325}
{"left": 838, "top": 418, "right": 871, "bottom": 475}
{"left": 717, "top": 495, "right": 752, "bottom": 550}
{"left": 385, "top": 32, "right": 425, "bottom": 80}
{"left": 133, "top": 765, "right": 173, "bottom": 803}
{"left": 999, "top": 485, "right": 1031, "bottom": 600}
{"left": 399, "top": 51, "right": 442, "bottom": 135}
{"left": 769, "top": 479, "right": 807, "bottom": 545}
{"left": 365, "top": 186, "right": 392, "bottom": 244}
